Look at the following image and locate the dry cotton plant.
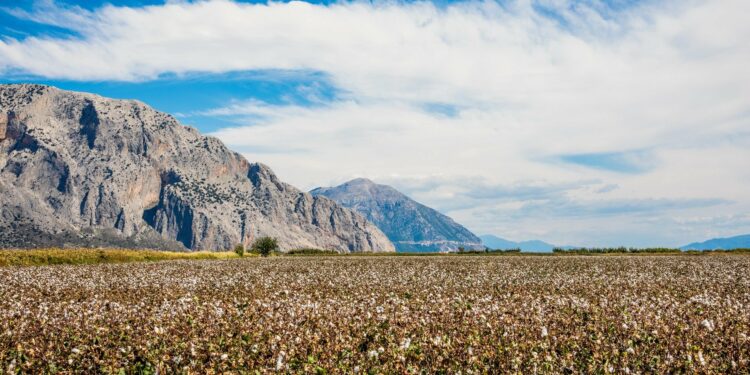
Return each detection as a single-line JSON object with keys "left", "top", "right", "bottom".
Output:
{"left": 1, "top": 256, "right": 748, "bottom": 373}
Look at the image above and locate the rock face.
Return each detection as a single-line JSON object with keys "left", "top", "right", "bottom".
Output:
{"left": 311, "top": 178, "right": 483, "bottom": 252}
{"left": 0, "top": 112, "right": 7, "bottom": 140}
{"left": 0, "top": 84, "right": 394, "bottom": 252}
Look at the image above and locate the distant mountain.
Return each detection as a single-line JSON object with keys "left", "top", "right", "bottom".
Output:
{"left": 310, "top": 178, "right": 483, "bottom": 252}
{"left": 480, "top": 234, "right": 557, "bottom": 252}
{"left": 0, "top": 84, "right": 394, "bottom": 252}
{"left": 681, "top": 234, "right": 750, "bottom": 250}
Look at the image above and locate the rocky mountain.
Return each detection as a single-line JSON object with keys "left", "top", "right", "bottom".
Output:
{"left": 0, "top": 84, "right": 394, "bottom": 252}
{"left": 681, "top": 234, "right": 750, "bottom": 250}
{"left": 310, "top": 178, "right": 483, "bottom": 252}
{"left": 480, "top": 234, "right": 556, "bottom": 252}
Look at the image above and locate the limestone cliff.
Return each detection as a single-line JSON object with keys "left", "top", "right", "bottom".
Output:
{"left": 0, "top": 84, "right": 394, "bottom": 252}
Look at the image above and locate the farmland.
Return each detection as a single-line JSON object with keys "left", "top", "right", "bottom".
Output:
{"left": 1, "top": 256, "right": 749, "bottom": 373}
{"left": 0, "top": 248, "right": 241, "bottom": 267}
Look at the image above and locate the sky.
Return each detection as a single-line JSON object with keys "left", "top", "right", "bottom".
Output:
{"left": 1, "top": 0, "right": 748, "bottom": 247}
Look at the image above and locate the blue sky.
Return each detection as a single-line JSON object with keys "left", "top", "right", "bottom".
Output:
{"left": 558, "top": 150, "right": 654, "bottom": 174}
{"left": 1, "top": 0, "right": 748, "bottom": 247}
{"left": 1, "top": 70, "right": 342, "bottom": 132}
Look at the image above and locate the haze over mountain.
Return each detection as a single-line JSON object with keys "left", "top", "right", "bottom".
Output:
{"left": 681, "top": 234, "right": 750, "bottom": 251}
{"left": 479, "top": 234, "right": 557, "bottom": 252}
{"left": 0, "top": 84, "right": 394, "bottom": 252}
{"left": 310, "top": 178, "right": 483, "bottom": 252}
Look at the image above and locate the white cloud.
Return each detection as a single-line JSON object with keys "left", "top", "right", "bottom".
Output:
{"left": 1, "top": 0, "right": 749, "bottom": 246}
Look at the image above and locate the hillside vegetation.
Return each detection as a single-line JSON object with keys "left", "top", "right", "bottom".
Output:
{"left": 0, "top": 248, "right": 241, "bottom": 267}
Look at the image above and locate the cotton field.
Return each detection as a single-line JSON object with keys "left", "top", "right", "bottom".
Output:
{"left": 1, "top": 256, "right": 749, "bottom": 373}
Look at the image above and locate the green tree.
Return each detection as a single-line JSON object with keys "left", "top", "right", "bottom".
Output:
{"left": 252, "top": 236, "right": 278, "bottom": 257}
{"left": 234, "top": 244, "right": 245, "bottom": 257}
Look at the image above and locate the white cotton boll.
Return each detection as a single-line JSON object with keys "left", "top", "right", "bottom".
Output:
{"left": 276, "top": 351, "right": 286, "bottom": 371}
{"left": 541, "top": 326, "right": 548, "bottom": 338}
{"left": 701, "top": 319, "right": 715, "bottom": 332}
{"left": 400, "top": 337, "right": 411, "bottom": 350}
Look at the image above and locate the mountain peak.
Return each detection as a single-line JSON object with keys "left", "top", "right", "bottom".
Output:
{"left": 311, "top": 180, "right": 483, "bottom": 252}
{"left": 345, "top": 177, "right": 376, "bottom": 186}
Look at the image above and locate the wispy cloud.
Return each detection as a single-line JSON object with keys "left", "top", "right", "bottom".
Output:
{"left": 375, "top": 174, "right": 727, "bottom": 218}
{"left": 1, "top": 0, "right": 95, "bottom": 34}
{"left": 365, "top": 175, "right": 602, "bottom": 212}
{"left": 514, "top": 197, "right": 730, "bottom": 218}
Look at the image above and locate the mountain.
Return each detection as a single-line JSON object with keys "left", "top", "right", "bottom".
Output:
{"left": 681, "top": 234, "right": 750, "bottom": 250}
{"left": 0, "top": 84, "right": 394, "bottom": 252}
{"left": 310, "top": 178, "right": 483, "bottom": 252}
{"left": 480, "top": 234, "right": 556, "bottom": 252}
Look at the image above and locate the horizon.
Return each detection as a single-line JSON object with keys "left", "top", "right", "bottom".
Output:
{"left": 1, "top": 0, "right": 748, "bottom": 248}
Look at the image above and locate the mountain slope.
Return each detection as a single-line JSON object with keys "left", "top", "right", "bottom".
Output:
{"left": 0, "top": 84, "right": 394, "bottom": 252}
{"left": 310, "top": 178, "right": 482, "bottom": 252}
{"left": 480, "top": 234, "right": 556, "bottom": 252}
{"left": 681, "top": 234, "right": 750, "bottom": 250}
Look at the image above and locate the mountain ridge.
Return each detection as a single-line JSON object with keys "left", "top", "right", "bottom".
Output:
{"left": 0, "top": 84, "right": 394, "bottom": 252}
{"left": 310, "top": 178, "right": 483, "bottom": 252}
{"left": 479, "top": 234, "right": 559, "bottom": 252}
{"left": 681, "top": 234, "right": 750, "bottom": 250}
